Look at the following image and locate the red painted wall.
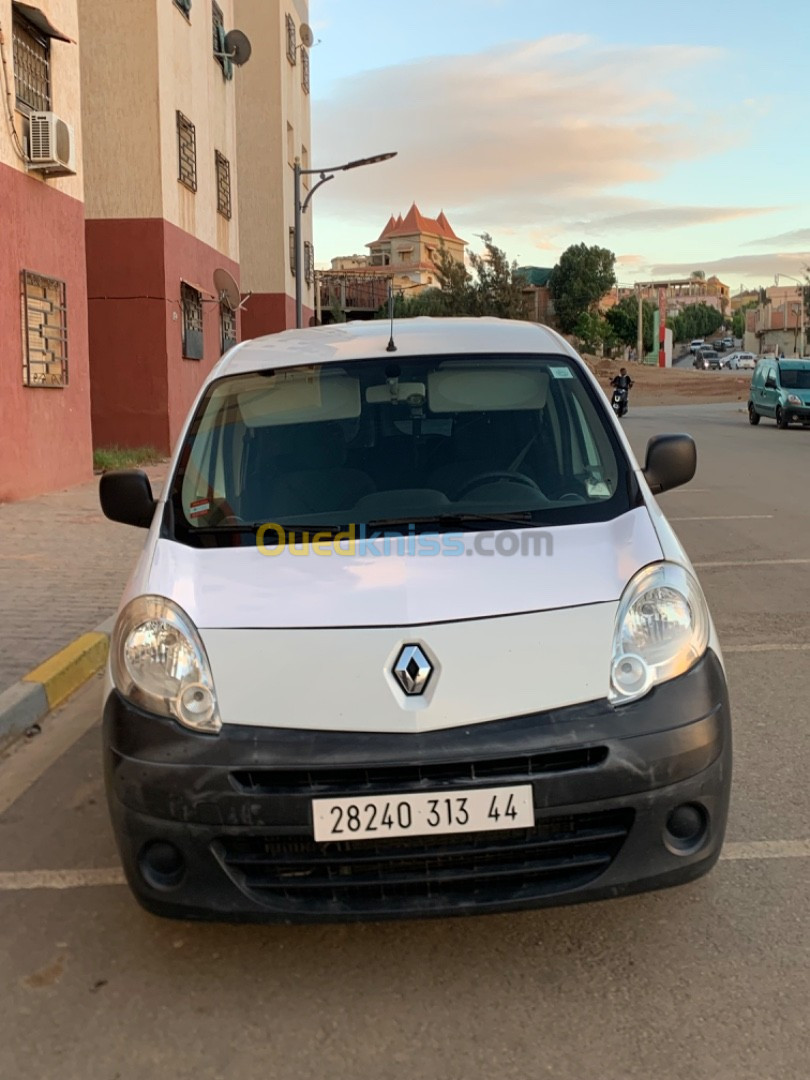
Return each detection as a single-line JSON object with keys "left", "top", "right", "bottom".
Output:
{"left": 85, "top": 218, "right": 240, "bottom": 454}
{"left": 240, "top": 292, "right": 312, "bottom": 340}
{"left": 0, "top": 163, "right": 93, "bottom": 502}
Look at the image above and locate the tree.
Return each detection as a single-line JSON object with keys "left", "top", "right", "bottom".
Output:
{"left": 732, "top": 300, "right": 758, "bottom": 341}
{"left": 669, "top": 303, "right": 723, "bottom": 343}
{"left": 605, "top": 295, "right": 655, "bottom": 353}
{"left": 691, "top": 269, "right": 706, "bottom": 281}
{"left": 467, "top": 233, "right": 530, "bottom": 319}
{"left": 374, "top": 234, "right": 529, "bottom": 321}
{"left": 548, "top": 244, "right": 616, "bottom": 333}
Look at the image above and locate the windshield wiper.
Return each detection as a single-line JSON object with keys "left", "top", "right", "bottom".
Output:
{"left": 189, "top": 522, "right": 343, "bottom": 535}
{"left": 366, "top": 512, "right": 535, "bottom": 530}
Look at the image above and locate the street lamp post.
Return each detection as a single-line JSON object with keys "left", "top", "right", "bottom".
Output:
{"left": 293, "top": 151, "right": 397, "bottom": 329}
{"left": 775, "top": 273, "right": 806, "bottom": 357}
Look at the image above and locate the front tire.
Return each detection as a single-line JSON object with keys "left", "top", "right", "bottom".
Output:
{"left": 748, "top": 403, "right": 760, "bottom": 425}
{"left": 776, "top": 405, "right": 789, "bottom": 429}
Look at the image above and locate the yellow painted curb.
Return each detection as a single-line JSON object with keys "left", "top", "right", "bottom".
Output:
{"left": 23, "top": 632, "right": 109, "bottom": 710}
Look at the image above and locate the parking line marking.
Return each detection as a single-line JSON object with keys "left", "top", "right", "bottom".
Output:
{"left": 723, "top": 643, "right": 810, "bottom": 654}
{"left": 0, "top": 868, "right": 126, "bottom": 891}
{"left": 695, "top": 558, "right": 810, "bottom": 569}
{"left": 720, "top": 840, "right": 810, "bottom": 861}
{"left": 669, "top": 515, "right": 774, "bottom": 522}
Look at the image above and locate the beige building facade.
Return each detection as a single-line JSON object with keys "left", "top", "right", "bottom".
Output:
{"left": 79, "top": 0, "right": 243, "bottom": 452}
{"left": 235, "top": 0, "right": 312, "bottom": 335}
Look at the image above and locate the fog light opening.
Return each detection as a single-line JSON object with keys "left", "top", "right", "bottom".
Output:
{"left": 138, "top": 841, "right": 186, "bottom": 890}
{"left": 665, "top": 803, "right": 709, "bottom": 855}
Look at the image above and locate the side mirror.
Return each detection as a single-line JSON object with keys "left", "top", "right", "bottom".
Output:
{"left": 99, "top": 470, "right": 157, "bottom": 528}
{"left": 643, "top": 434, "right": 696, "bottom": 495}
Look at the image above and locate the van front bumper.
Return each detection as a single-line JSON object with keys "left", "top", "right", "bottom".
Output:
{"left": 103, "top": 650, "right": 732, "bottom": 923}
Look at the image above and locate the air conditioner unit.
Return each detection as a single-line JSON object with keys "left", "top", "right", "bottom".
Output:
{"left": 27, "top": 112, "right": 76, "bottom": 176}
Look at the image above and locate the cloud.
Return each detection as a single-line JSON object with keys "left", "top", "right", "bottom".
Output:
{"left": 649, "top": 252, "right": 810, "bottom": 282}
{"left": 312, "top": 35, "right": 732, "bottom": 239}
{"left": 571, "top": 205, "right": 780, "bottom": 233}
{"left": 617, "top": 253, "right": 646, "bottom": 266}
{"left": 744, "top": 228, "right": 810, "bottom": 248}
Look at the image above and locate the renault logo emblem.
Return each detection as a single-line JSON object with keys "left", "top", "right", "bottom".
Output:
{"left": 393, "top": 644, "right": 433, "bottom": 696}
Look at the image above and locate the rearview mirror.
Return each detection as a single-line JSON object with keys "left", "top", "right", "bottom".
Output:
{"left": 643, "top": 434, "right": 696, "bottom": 495}
{"left": 99, "top": 470, "right": 157, "bottom": 528}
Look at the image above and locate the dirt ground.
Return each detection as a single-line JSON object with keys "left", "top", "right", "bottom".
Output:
{"left": 584, "top": 356, "right": 752, "bottom": 405}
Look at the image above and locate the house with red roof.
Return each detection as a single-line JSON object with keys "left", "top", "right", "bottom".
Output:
{"left": 319, "top": 206, "right": 467, "bottom": 319}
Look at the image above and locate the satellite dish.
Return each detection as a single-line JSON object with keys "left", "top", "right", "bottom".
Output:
{"left": 299, "top": 23, "right": 315, "bottom": 48}
{"left": 223, "top": 28, "right": 252, "bottom": 66}
{"left": 214, "top": 267, "right": 242, "bottom": 311}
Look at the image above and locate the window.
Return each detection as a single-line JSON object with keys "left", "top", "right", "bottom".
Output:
{"left": 304, "top": 241, "right": 314, "bottom": 286}
{"left": 212, "top": 2, "right": 232, "bottom": 78}
{"left": 220, "top": 304, "right": 237, "bottom": 355}
{"left": 765, "top": 369, "right": 777, "bottom": 389}
{"left": 12, "top": 11, "right": 51, "bottom": 113}
{"left": 174, "top": 0, "right": 192, "bottom": 17}
{"left": 286, "top": 13, "right": 297, "bottom": 64}
{"left": 215, "top": 150, "right": 231, "bottom": 219}
{"left": 301, "top": 47, "right": 310, "bottom": 93}
{"left": 289, "top": 227, "right": 296, "bottom": 274}
{"left": 177, "top": 111, "right": 197, "bottom": 191}
{"left": 181, "top": 283, "right": 204, "bottom": 360}
{"left": 21, "top": 271, "right": 68, "bottom": 387}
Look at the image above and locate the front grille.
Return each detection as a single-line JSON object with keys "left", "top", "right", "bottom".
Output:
{"left": 230, "top": 746, "right": 608, "bottom": 796}
{"left": 213, "top": 809, "right": 634, "bottom": 912}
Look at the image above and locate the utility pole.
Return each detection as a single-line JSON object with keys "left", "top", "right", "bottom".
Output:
{"left": 636, "top": 285, "right": 643, "bottom": 363}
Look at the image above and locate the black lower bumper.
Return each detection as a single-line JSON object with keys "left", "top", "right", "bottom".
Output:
{"left": 103, "top": 651, "right": 732, "bottom": 923}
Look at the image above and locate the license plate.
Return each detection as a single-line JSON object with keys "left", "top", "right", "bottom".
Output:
{"left": 312, "top": 785, "right": 534, "bottom": 843}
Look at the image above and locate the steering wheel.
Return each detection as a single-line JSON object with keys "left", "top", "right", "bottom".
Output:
{"left": 455, "top": 471, "right": 542, "bottom": 499}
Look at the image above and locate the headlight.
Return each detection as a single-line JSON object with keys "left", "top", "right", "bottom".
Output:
{"left": 110, "top": 596, "right": 221, "bottom": 733}
{"left": 610, "top": 563, "right": 710, "bottom": 705}
{"left": 787, "top": 394, "right": 801, "bottom": 405}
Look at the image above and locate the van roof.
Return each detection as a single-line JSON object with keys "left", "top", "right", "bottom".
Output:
{"left": 777, "top": 359, "right": 810, "bottom": 369}
{"left": 217, "top": 318, "right": 578, "bottom": 378}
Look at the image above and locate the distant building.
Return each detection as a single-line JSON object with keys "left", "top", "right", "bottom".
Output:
{"left": 637, "top": 276, "right": 730, "bottom": 318}
{"left": 320, "top": 205, "right": 466, "bottom": 319}
{"left": 515, "top": 267, "right": 555, "bottom": 323}
{"left": 744, "top": 290, "right": 806, "bottom": 357}
{"left": 0, "top": 0, "right": 94, "bottom": 501}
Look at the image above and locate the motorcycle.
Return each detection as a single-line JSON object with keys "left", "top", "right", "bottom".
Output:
{"left": 611, "top": 386, "right": 629, "bottom": 418}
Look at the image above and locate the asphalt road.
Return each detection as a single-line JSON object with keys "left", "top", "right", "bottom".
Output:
{"left": 1, "top": 403, "right": 808, "bottom": 1080}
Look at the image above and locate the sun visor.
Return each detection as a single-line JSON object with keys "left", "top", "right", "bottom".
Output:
{"left": 428, "top": 368, "right": 549, "bottom": 412}
{"left": 224, "top": 370, "right": 361, "bottom": 427}
{"left": 12, "top": 3, "right": 74, "bottom": 42}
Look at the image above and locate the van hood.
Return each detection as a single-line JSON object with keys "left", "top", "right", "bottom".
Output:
{"left": 141, "top": 506, "right": 663, "bottom": 629}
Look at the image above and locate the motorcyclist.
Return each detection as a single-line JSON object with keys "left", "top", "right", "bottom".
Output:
{"left": 610, "top": 367, "right": 633, "bottom": 417}
{"left": 611, "top": 367, "right": 634, "bottom": 392}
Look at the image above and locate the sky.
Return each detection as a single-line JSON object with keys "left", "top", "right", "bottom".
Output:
{"left": 307, "top": 0, "right": 810, "bottom": 290}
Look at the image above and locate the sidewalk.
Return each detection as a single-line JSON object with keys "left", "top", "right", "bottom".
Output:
{"left": 0, "top": 465, "right": 167, "bottom": 695}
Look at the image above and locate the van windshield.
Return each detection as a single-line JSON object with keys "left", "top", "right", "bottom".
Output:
{"left": 779, "top": 366, "right": 810, "bottom": 389}
{"left": 167, "top": 354, "right": 634, "bottom": 548}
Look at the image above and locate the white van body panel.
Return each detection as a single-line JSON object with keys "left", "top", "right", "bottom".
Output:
{"left": 140, "top": 506, "right": 662, "bottom": 630}
{"left": 202, "top": 603, "right": 619, "bottom": 734}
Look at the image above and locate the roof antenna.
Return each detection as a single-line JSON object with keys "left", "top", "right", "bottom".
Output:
{"left": 386, "top": 280, "right": 397, "bottom": 352}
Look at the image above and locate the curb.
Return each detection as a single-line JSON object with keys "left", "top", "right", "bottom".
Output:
{"left": 0, "top": 616, "right": 115, "bottom": 750}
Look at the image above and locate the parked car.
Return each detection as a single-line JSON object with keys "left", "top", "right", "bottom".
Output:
{"left": 710, "top": 340, "right": 726, "bottom": 352}
{"left": 689, "top": 338, "right": 705, "bottom": 354}
{"left": 748, "top": 358, "right": 810, "bottom": 427}
{"left": 99, "top": 318, "right": 732, "bottom": 924}
{"left": 725, "top": 352, "right": 756, "bottom": 371}
{"left": 721, "top": 337, "right": 735, "bottom": 349}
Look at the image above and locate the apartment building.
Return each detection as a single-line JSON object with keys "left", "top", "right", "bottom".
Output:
{"left": 79, "top": 0, "right": 242, "bottom": 453}
{"left": 0, "top": 0, "right": 93, "bottom": 501}
{"left": 235, "top": 0, "right": 313, "bottom": 335}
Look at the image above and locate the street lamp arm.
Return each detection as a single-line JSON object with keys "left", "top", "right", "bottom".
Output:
{"left": 301, "top": 173, "right": 334, "bottom": 214}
